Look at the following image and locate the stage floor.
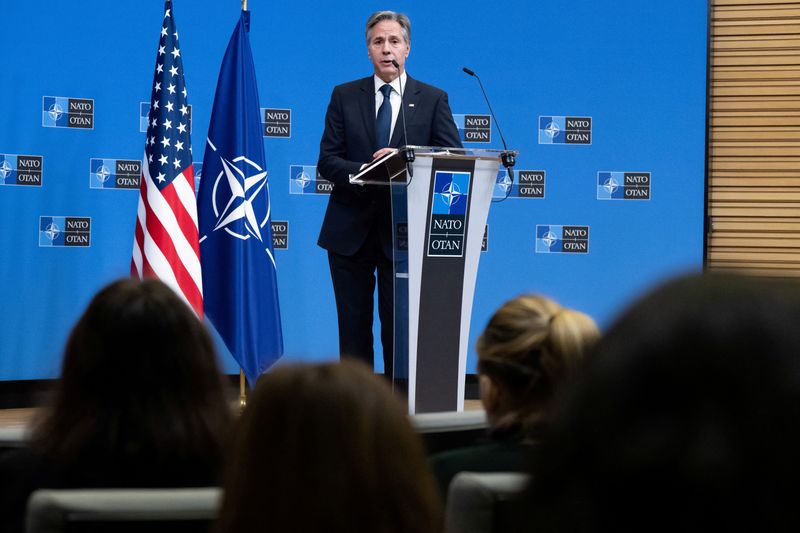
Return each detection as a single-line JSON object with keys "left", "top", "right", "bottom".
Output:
{"left": 0, "top": 408, "right": 30, "bottom": 427}
{"left": 1, "top": 401, "right": 482, "bottom": 433}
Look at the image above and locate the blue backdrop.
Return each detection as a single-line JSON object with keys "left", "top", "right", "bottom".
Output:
{"left": 0, "top": 1, "right": 708, "bottom": 380}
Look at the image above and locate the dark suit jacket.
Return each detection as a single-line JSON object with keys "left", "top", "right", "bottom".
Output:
{"left": 429, "top": 428, "right": 538, "bottom": 502}
{"left": 430, "top": 439, "right": 537, "bottom": 501}
{"left": 317, "top": 75, "right": 463, "bottom": 257}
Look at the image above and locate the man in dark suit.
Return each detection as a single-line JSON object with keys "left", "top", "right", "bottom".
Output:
{"left": 318, "top": 10, "right": 463, "bottom": 377}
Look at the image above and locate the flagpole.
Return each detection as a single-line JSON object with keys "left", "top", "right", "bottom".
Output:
{"left": 242, "top": 0, "right": 247, "bottom": 11}
{"left": 239, "top": 369, "right": 246, "bottom": 410}
{"left": 201, "top": 0, "right": 284, "bottom": 408}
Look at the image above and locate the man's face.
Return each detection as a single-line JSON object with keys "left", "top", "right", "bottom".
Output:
{"left": 367, "top": 20, "right": 410, "bottom": 83}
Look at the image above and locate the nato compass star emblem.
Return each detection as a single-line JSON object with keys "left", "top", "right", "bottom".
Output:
{"left": 544, "top": 121, "right": 560, "bottom": 138}
{"left": 0, "top": 160, "right": 11, "bottom": 180}
{"left": 442, "top": 181, "right": 463, "bottom": 208}
{"left": 45, "top": 222, "right": 60, "bottom": 242}
{"left": 497, "top": 173, "right": 512, "bottom": 194}
{"left": 48, "top": 103, "right": 64, "bottom": 122}
{"left": 603, "top": 176, "right": 619, "bottom": 195}
{"left": 542, "top": 231, "right": 557, "bottom": 248}
{"left": 95, "top": 164, "right": 111, "bottom": 184}
{"left": 209, "top": 155, "right": 269, "bottom": 241}
{"left": 294, "top": 169, "right": 311, "bottom": 191}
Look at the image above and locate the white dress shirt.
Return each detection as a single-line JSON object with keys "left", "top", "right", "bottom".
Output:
{"left": 373, "top": 72, "right": 407, "bottom": 144}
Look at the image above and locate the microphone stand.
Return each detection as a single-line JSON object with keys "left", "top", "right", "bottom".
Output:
{"left": 392, "top": 59, "right": 415, "bottom": 179}
{"left": 462, "top": 67, "right": 515, "bottom": 181}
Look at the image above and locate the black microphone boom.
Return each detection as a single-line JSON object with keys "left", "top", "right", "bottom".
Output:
{"left": 462, "top": 66, "right": 515, "bottom": 179}
{"left": 391, "top": 59, "right": 415, "bottom": 178}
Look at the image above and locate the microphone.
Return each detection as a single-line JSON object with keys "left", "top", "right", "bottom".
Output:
{"left": 461, "top": 66, "right": 515, "bottom": 180}
{"left": 392, "top": 59, "right": 415, "bottom": 178}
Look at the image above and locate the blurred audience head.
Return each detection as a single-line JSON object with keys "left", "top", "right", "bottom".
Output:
{"left": 476, "top": 294, "right": 599, "bottom": 433}
{"left": 33, "top": 278, "right": 231, "bottom": 480}
{"left": 528, "top": 272, "right": 800, "bottom": 532}
{"left": 218, "top": 360, "right": 442, "bottom": 533}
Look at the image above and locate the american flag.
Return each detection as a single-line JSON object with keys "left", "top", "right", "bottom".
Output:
{"left": 131, "top": 1, "right": 203, "bottom": 317}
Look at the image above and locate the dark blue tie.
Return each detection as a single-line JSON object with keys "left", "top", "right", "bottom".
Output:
{"left": 375, "top": 84, "right": 393, "bottom": 151}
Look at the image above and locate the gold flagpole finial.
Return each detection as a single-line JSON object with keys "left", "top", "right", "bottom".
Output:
{"left": 242, "top": 0, "right": 248, "bottom": 11}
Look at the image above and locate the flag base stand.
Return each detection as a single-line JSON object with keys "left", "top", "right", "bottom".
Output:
{"left": 239, "top": 370, "right": 247, "bottom": 411}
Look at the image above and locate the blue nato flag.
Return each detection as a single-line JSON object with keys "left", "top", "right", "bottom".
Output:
{"left": 198, "top": 10, "right": 283, "bottom": 386}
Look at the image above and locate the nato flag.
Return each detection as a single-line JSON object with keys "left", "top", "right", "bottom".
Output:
{"left": 198, "top": 10, "right": 283, "bottom": 386}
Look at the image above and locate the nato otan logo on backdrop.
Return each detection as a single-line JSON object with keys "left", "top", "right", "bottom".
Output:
{"left": 395, "top": 223, "right": 408, "bottom": 251}
{"left": 288, "top": 165, "right": 332, "bottom": 195}
{"left": 193, "top": 162, "right": 203, "bottom": 193}
{"left": 597, "top": 171, "right": 651, "bottom": 200}
{"left": 428, "top": 170, "right": 471, "bottom": 257}
{"left": 536, "top": 225, "right": 589, "bottom": 254}
{"left": 494, "top": 169, "right": 546, "bottom": 199}
{"left": 538, "top": 116, "right": 591, "bottom": 144}
{"left": 39, "top": 216, "right": 91, "bottom": 247}
{"left": 271, "top": 220, "right": 289, "bottom": 249}
{"left": 452, "top": 114, "right": 491, "bottom": 143}
{"left": 42, "top": 97, "right": 94, "bottom": 129}
{"left": 0, "top": 154, "right": 42, "bottom": 186}
{"left": 140, "top": 102, "right": 191, "bottom": 133}
{"left": 262, "top": 108, "right": 291, "bottom": 138}
{"left": 89, "top": 159, "right": 141, "bottom": 189}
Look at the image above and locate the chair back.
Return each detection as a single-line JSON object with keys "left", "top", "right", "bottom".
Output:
{"left": 25, "top": 487, "right": 221, "bottom": 533}
{"left": 444, "top": 472, "right": 529, "bottom": 533}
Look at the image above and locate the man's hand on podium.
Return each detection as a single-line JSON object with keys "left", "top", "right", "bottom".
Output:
{"left": 372, "top": 147, "right": 397, "bottom": 161}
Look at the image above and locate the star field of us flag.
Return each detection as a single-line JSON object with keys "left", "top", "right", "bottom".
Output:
{"left": 198, "top": 9, "right": 283, "bottom": 385}
{"left": 131, "top": 1, "right": 203, "bottom": 317}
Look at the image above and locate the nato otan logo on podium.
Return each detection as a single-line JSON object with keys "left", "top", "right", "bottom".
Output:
{"left": 597, "top": 171, "right": 651, "bottom": 200}
{"left": 452, "top": 114, "right": 491, "bottom": 143}
{"left": 39, "top": 216, "right": 91, "bottom": 247}
{"left": 140, "top": 102, "right": 191, "bottom": 133}
{"left": 288, "top": 165, "right": 332, "bottom": 195}
{"left": 538, "top": 116, "right": 591, "bottom": 145}
{"left": 89, "top": 159, "right": 141, "bottom": 190}
{"left": 428, "top": 170, "right": 471, "bottom": 257}
{"left": 42, "top": 96, "right": 94, "bottom": 129}
{"left": 0, "top": 154, "right": 42, "bottom": 187}
{"left": 494, "top": 169, "right": 546, "bottom": 199}
{"left": 536, "top": 225, "right": 589, "bottom": 254}
{"left": 261, "top": 108, "right": 292, "bottom": 138}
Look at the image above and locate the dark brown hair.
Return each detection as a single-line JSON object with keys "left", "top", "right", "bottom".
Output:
{"left": 32, "top": 278, "right": 231, "bottom": 484}
{"left": 218, "top": 361, "right": 442, "bottom": 533}
{"left": 527, "top": 273, "right": 800, "bottom": 532}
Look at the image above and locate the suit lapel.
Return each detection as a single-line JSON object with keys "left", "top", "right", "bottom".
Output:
{"left": 390, "top": 76, "right": 420, "bottom": 148}
{"left": 358, "top": 77, "right": 376, "bottom": 150}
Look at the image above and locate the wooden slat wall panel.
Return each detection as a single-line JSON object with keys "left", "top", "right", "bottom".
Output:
{"left": 708, "top": 0, "right": 800, "bottom": 277}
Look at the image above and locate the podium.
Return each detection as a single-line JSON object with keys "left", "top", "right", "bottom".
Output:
{"left": 351, "top": 146, "right": 515, "bottom": 413}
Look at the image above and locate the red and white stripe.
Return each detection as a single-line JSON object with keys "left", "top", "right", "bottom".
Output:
{"left": 131, "top": 152, "right": 203, "bottom": 317}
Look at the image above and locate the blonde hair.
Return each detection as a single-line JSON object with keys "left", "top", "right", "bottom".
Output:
{"left": 477, "top": 295, "right": 600, "bottom": 432}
